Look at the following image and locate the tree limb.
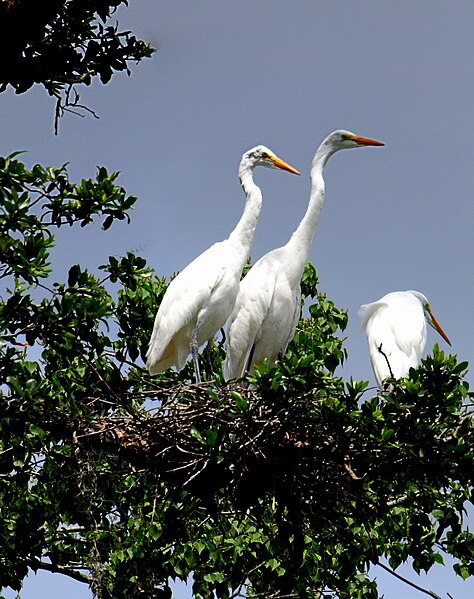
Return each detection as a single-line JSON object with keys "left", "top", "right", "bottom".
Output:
{"left": 34, "top": 560, "right": 90, "bottom": 584}
{"left": 377, "top": 562, "right": 448, "bottom": 599}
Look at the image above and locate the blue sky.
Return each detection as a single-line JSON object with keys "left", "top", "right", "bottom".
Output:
{"left": 1, "top": 1, "right": 473, "bottom": 597}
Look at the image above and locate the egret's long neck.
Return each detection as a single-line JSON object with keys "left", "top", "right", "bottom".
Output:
{"left": 286, "top": 145, "right": 332, "bottom": 267}
{"left": 228, "top": 168, "right": 262, "bottom": 257}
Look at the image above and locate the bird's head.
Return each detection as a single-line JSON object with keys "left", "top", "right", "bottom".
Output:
{"left": 410, "top": 290, "right": 452, "bottom": 346}
{"left": 323, "top": 130, "right": 385, "bottom": 152}
{"left": 242, "top": 146, "right": 300, "bottom": 175}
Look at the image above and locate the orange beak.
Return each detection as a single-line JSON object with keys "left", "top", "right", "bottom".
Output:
{"left": 270, "top": 155, "right": 300, "bottom": 175}
{"left": 352, "top": 135, "right": 385, "bottom": 147}
{"left": 429, "top": 311, "right": 452, "bottom": 346}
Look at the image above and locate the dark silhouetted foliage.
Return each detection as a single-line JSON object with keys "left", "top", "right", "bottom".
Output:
{"left": 0, "top": 0, "right": 154, "bottom": 130}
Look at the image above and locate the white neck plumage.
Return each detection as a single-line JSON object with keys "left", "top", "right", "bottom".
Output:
{"left": 228, "top": 168, "right": 263, "bottom": 255}
{"left": 286, "top": 146, "right": 329, "bottom": 270}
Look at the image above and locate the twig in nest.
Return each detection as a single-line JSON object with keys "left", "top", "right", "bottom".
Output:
{"left": 377, "top": 343, "right": 394, "bottom": 379}
{"left": 184, "top": 459, "right": 210, "bottom": 487}
{"left": 343, "top": 454, "right": 362, "bottom": 481}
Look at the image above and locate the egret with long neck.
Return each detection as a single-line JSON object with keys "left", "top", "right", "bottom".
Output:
{"left": 223, "top": 130, "right": 384, "bottom": 380}
{"left": 146, "top": 146, "right": 299, "bottom": 382}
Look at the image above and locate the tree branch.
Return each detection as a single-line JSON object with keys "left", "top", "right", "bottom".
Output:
{"left": 377, "top": 562, "right": 448, "bottom": 599}
{"left": 34, "top": 560, "right": 90, "bottom": 584}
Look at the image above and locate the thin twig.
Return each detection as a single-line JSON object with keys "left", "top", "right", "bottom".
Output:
{"left": 377, "top": 343, "right": 394, "bottom": 379}
{"left": 343, "top": 454, "right": 363, "bottom": 480}
{"left": 184, "top": 459, "right": 210, "bottom": 486}
{"left": 386, "top": 494, "right": 408, "bottom": 508}
{"left": 377, "top": 562, "right": 446, "bottom": 599}
{"left": 54, "top": 85, "right": 99, "bottom": 135}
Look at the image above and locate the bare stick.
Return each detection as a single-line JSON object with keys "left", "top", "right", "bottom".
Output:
{"left": 377, "top": 343, "right": 394, "bottom": 379}
{"left": 377, "top": 562, "right": 446, "bottom": 599}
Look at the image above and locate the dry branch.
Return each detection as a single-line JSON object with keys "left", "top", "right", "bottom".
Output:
{"left": 73, "top": 382, "right": 377, "bottom": 528}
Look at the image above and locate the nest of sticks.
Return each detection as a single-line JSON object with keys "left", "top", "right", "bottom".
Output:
{"left": 76, "top": 381, "right": 374, "bottom": 524}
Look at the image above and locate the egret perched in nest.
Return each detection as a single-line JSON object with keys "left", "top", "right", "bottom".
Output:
{"left": 147, "top": 146, "right": 299, "bottom": 382}
{"left": 359, "top": 290, "right": 451, "bottom": 388}
{"left": 223, "top": 130, "right": 384, "bottom": 381}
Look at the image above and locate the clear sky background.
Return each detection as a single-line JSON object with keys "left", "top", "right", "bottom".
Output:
{"left": 1, "top": 1, "right": 473, "bottom": 598}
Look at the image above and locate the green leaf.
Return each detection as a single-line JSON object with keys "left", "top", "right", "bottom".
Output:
{"left": 231, "top": 391, "right": 248, "bottom": 411}
{"left": 206, "top": 429, "right": 218, "bottom": 448}
{"left": 190, "top": 426, "right": 205, "bottom": 444}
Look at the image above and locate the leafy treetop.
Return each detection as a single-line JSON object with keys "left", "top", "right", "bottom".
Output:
{"left": 0, "top": 153, "right": 473, "bottom": 599}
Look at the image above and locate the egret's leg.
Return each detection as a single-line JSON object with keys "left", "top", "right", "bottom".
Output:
{"left": 245, "top": 342, "right": 256, "bottom": 375}
{"left": 203, "top": 339, "right": 214, "bottom": 380}
{"left": 191, "top": 326, "right": 202, "bottom": 384}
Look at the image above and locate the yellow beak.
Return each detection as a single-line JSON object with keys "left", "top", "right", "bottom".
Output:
{"left": 429, "top": 310, "right": 452, "bottom": 346}
{"left": 352, "top": 135, "right": 385, "bottom": 147}
{"left": 269, "top": 154, "right": 300, "bottom": 175}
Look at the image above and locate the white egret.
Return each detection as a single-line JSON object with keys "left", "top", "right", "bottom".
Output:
{"left": 359, "top": 290, "right": 452, "bottom": 388}
{"left": 146, "top": 146, "right": 299, "bottom": 382}
{"left": 223, "top": 130, "right": 384, "bottom": 381}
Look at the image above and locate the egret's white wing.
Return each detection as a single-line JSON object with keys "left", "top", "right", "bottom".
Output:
{"left": 223, "top": 258, "right": 276, "bottom": 380}
{"left": 360, "top": 292, "right": 426, "bottom": 386}
{"left": 147, "top": 241, "right": 231, "bottom": 373}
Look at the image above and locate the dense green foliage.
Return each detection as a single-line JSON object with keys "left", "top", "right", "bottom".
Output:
{"left": 0, "top": 0, "right": 154, "bottom": 129}
{"left": 0, "top": 154, "right": 473, "bottom": 599}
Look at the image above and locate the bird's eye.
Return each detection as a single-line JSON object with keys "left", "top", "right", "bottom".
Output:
{"left": 262, "top": 152, "right": 269, "bottom": 159}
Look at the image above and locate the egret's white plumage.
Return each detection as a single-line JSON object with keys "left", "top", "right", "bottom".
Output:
{"left": 223, "top": 130, "right": 384, "bottom": 381}
{"left": 146, "top": 146, "right": 299, "bottom": 381}
{"left": 359, "top": 290, "right": 452, "bottom": 388}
